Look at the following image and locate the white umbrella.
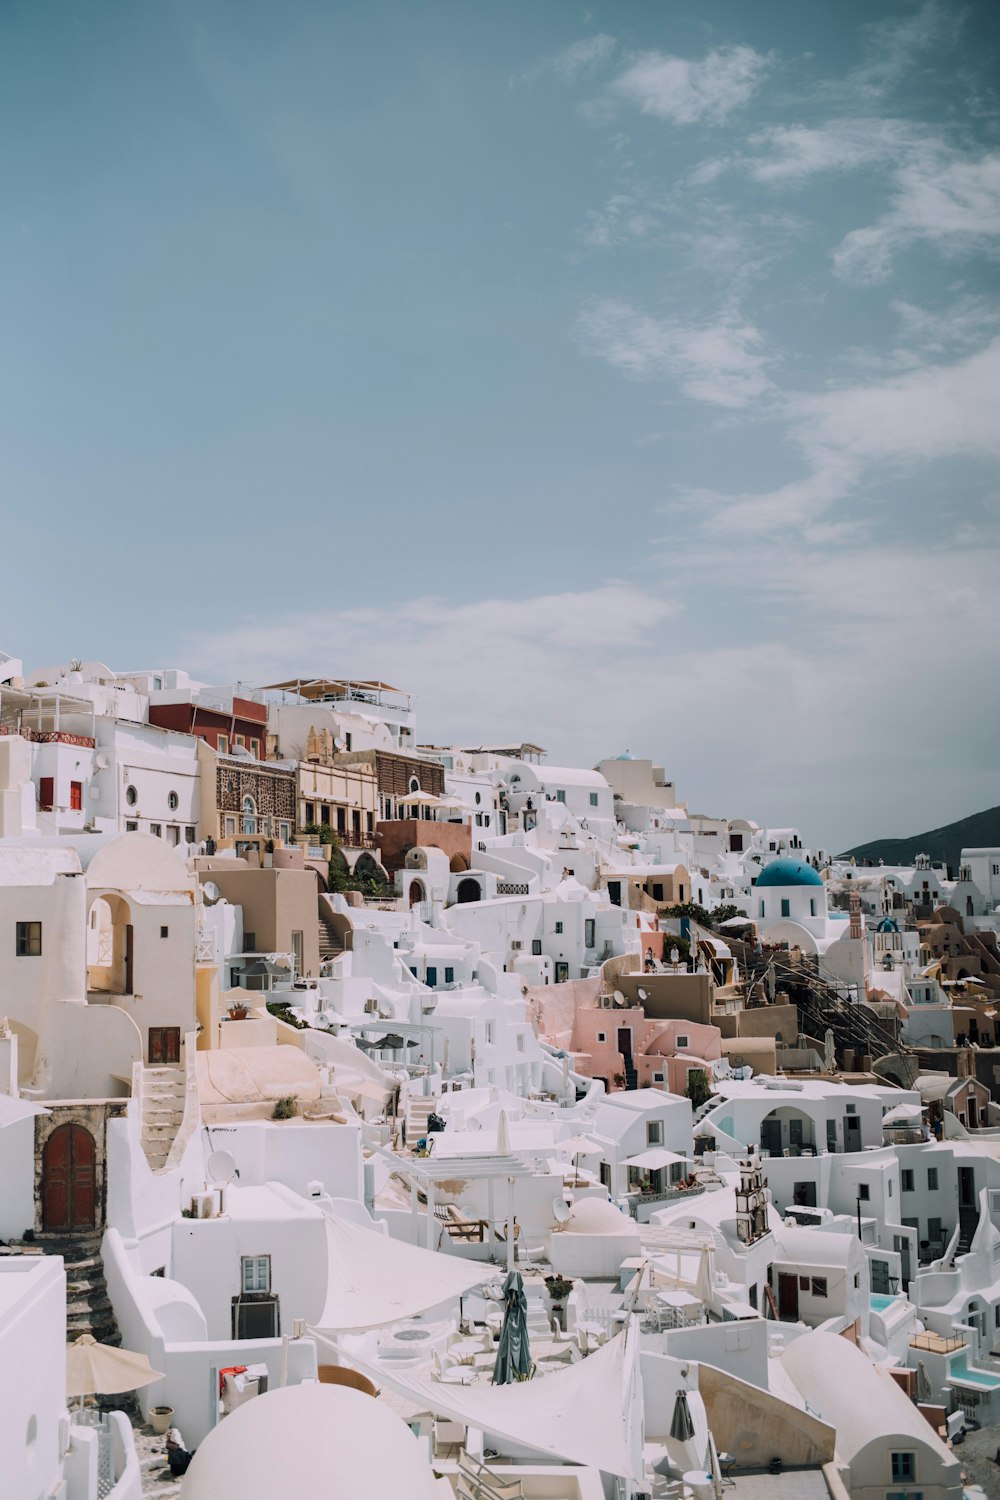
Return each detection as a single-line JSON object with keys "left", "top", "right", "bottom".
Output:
{"left": 556, "top": 1134, "right": 604, "bottom": 1157}
{"left": 496, "top": 1109, "right": 512, "bottom": 1155}
{"left": 66, "top": 1335, "right": 164, "bottom": 1398}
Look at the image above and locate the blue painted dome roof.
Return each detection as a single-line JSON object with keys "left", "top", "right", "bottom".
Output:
{"left": 755, "top": 858, "right": 823, "bottom": 889}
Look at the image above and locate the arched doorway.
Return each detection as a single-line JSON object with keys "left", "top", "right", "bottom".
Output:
{"left": 42, "top": 1123, "right": 97, "bottom": 1231}
{"left": 87, "top": 894, "right": 134, "bottom": 996}
{"left": 409, "top": 878, "right": 426, "bottom": 908}
{"left": 456, "top": 878, "right": 481, "bottom": 904}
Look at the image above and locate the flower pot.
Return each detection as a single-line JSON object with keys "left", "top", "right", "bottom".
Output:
{"left": 150, "top": 1405, "right": 174, "bottom": 1436}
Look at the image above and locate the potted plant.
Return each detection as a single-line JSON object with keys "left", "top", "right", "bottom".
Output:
{"left": 227, "top": 1000, "right": 250, "bottom": 1021}
{"left": 272, "top": 1096, "right": 297, "bottom": 1120}
{"left": 544, "top": 1275, "right": 574, "bottom": 1331}
{"left": 149, "top": 1404, "right": 174, "bottom": 1435}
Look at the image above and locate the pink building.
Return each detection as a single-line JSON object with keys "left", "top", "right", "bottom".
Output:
{"left": 571, "top": 1007, "right": 721, "bottom": 1096}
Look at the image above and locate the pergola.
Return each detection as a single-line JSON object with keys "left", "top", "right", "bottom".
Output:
{"left": 373, "top": 1144, "right": 537, "bottom": 1269}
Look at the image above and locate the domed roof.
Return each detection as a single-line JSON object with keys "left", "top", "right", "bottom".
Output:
{"left": 566, "top": 1198, "right": 639, "bottom": 1236}
{"left": 755, "top": 858, "right": 823, "bottom": 889}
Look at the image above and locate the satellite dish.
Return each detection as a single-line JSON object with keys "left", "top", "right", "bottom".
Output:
{"left": 202, "top": 881, "right": 221, "bottom": 905}
{"left": 552, "top": 1197, "right": 572, "bottom": 1223}
{"left": 613, "top": 990, "right": 625, "bottom": 1006}
{"left": 333, "top": 736, "right": 346, "bottom": 750}
{"left": 206, "top": 1150, "right": 237, "bottom": 1186}
{"left": 637, "top": 987, "right": 648, "bottom": 1001}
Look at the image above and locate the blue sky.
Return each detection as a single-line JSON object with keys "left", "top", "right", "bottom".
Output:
{"left": 3, "top": 1, "right": 998, "bottom": 849}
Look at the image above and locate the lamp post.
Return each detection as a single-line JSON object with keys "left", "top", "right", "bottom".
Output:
{"left": 856, "top": 1191, "right": 863, "bottom": 1242}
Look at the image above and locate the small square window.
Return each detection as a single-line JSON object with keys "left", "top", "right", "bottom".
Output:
{"left": 646, "top": 1121, "right": 663, "bottom": 1146}
{"left": 241, "top": 1255, "right": 271, "bottom": 1294}
{"left": 149, "top": 823, "right": 162, "bottom": 837}
{"left": 126, "top": 820, "right": 138, "bottom": 832}
{"left": 858, "top": 1183, "right": 870, "bottom": 1201}
{"left": 846, "top": 1102, "right": 857, "bottom": 1114}
{"left": 160, "top": 926, "right": 169, "bottom": 940}
{"left": 185, "top": 825, "right": 196, "bottom": 842}
{"left": 799, "top": 1276, "right": 810, "bottom": 1291}
{"left": 589, "top": 792, "right": 599, "bottom": 807}
{"left": 444, "top": 967, "right": 454, "bottom": 984}
{"left": 15, "top": 921, "right": 42, "bottom": 957}
{"left": 676, "top": 1035, "right": 689, "bottom": 1050}
{"left": 890, "top": 1452, "right": 915, "bottom": 1483}
{"left": 555, "top": 790, "right": 566, "bottom": 803}
{"left": 901, "top": 1169, "right": 914, "bottom": 1191}
{"left": 811, "top": 1277, "right": 827, "bottom": 1297}
{"left": 597, "top": 1031, "right": 606, "bottom": 1043}
{"left": 531, "top": 939, "right": 542, "bottom": 957}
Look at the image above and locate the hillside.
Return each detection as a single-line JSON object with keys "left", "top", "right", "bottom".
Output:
{"left": 838, "top": 806, "right": 1000, "bottom": 877}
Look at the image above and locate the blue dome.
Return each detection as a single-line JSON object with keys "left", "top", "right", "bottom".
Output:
{"left": 755, "top": 858, "right": 823, "bottom": 889}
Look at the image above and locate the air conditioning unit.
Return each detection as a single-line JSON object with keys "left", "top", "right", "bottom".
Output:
{"left": 364, "top": 997, "right": 379, "bottom": 1015}
{"left": 511, "top": 941, "right": 522, "bottom": 952}
{"left": 190, "top": 1192, "right": 215, "bottom": 1219}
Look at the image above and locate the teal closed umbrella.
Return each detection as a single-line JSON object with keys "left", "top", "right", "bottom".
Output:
{"left": 492, "top": 1271, "right": 533, "bottom": 1385}
{"left": 669, "top": 1388, "right": 695, "bottom": 1442}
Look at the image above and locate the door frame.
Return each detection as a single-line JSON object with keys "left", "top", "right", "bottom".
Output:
{"left": 777, "top": 1272, "right": 799, "bottom": 1321}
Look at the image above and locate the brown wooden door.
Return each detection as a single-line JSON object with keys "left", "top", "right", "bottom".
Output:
{"left": 149, "top": 1027, "right": 181, "bottom": 1065}
{"left": 42, "top": 1123, "right": 97, "bottom": 1231}
{"left": 778, "top": 1273, "right": 799, "bottom": 1321}
{"left": 124, "top": 924, "right": 134, "bottom": 994}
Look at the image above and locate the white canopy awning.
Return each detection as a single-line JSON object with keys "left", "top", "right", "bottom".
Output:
{"left": 311, "top": 1215, "right": 486, "bottom": 1334}
{"left": 626, "top": 1148, "right": 686, "bottom": 1171}
{"left": 348, "top": 1330, "right": 643, "bottom": 1479}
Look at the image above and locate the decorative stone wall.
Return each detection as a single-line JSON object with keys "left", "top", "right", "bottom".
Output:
{"left": 216, "top": 760, "right": 296, "bottom": 822}
{"left": 33, "top": 1100, "right": 127, "bottom": 1234}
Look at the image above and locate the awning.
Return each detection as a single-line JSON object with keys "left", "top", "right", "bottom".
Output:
{"left": 0, "top": 1096, "right": 50, "bottom": 1128}
{"left": 310, "top": 1215, "right": 486, "bottom": 1334}
{"left": 348, "top": 1330, "right": 643, "bottom": 1479}
{"left": 626, "top": 1148, "right": 686, "bottom": 1171}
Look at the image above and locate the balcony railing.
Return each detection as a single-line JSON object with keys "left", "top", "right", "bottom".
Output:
{"left": 0, "top": 725, "right": 96, "bottom": 748}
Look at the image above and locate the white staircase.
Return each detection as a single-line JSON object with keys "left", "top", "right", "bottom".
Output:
{"left": 140, "top": 1064, "right": 186, "bottom": 1171}
{"left": 405, "top": 1092, "right": 438, "bottom": 1144}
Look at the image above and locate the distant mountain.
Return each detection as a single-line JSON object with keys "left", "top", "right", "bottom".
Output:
{"left": 838, "top": 806, "right": 1000, "bottom": 877}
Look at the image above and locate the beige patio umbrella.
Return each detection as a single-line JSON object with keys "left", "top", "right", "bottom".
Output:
{"left": 66, "top": 1335, "right": 165, "bottom": 1399}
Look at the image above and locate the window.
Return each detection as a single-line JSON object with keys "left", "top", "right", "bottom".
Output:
{"left": 759, "top": 899, "right": 765, "bottom": 918}
{"left": 809, "top": 898, "right": 816, "bottom": 917}
{"left": 927, "top": 1168, "right": 939, "bottom": 1191}
{"left": 218, "top": 735, "right": 229, "bottom": 755}
{"left": 444, "top": 967, "right": 454, "bottom": 985}
{"left": 185, "top": 825, "right": 196, "bottom": 842}
{"left": 531, "top": 940, "right": 542, "bottom": 956}
{"left": 646, "top": 1121, "right": 663, "bottom": 1146}
{"left": 676, "top": 1034, "right": 689, "bottom": 1049}
{"left": 554, "top": 921, "right": 563, "bottom": 935}
{"left": 224, "top": 816, "right": 237, "bottom": 837}
{"left": 337, "top": 808, "right": 346, "bottom": 833}
{"left": 585, "top": 919, "right": 596, "bottom": 948}
{"left": 780, "top": 899, "right": 791, "bottom": 918}
{"left": 149, "top": 823, "right": 162, "bottom": 837}
{"left": 320, "top": 805, "right": 330, "bottom": 825}
{"left": 244, "top": 932, "right": 256, "bottom": 952}
{"left": 126, "top": 784, "right": 138, "bottom": 806}
{"left": 15, "top": 922, "right": 42, "bottom": 957}
{"left": 126, "top": 820, "right": 138, "bottom": 832}
{"left": 160, "top": 926, "right": 169, "bottom": 940}
{"left": 927, "top": 1217, "right": 943, "bottom": 1243}
{"left": 153, "top": 676, "right": 163, "bottom": 690}
{"left": 233, "top": 735, "right": 245, "bottom": 750}
{"left": 250, "top": 739, "right": 260, "bottom": 759}
{"left": 589, "top": 792, "right": 599, "bottom": 807}
{"left": 858, "top": 1183, "right": 870, "bottom": 1201}
{"left": 168, "top": 790, "right": 179, "bottom": 810}
{"left": 846, "top": 1102, "right": 857, "bottom": 1114}
{"left": 516, "top": 1034, "right": 525, "bottom": 1052}
{"left": 555, "top": 789, "right": 566, "bottom": 803}
{"left": 810, "top": 1277, "right": 827, "bottom": 1298}
{"left": 167, "top": 825, "right": 180, "bottom": 846}
{"left": 70, "top": 780, "right": 83, "bottom": 811}
{"left": 241, "top": 796, "right": 256, "bottom": 836}
{"left": 484, "top": 1022, "right": 495, "bottom": 1044}
{"left": 241, "top": 1255, "right": 271, "bottom": 1294}
{"left": 367, "top": 812, "right": 374, "bottom": 832}
{"left": 597, "top": 1031, "right": 606, "bottom": 1043}
{"left": 890, "top": 1452, "right": 915, "bottom": 1483}
{"left": 652, "top": 883, "right": 664, "bottom": 903}
{"left": 901, "top": 1169, "right": 914, "bottom": 1191}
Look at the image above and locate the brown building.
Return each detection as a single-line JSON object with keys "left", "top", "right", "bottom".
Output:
{"left": 149, "top": 692, "right": 268, "bottom": 759}
{"left": 198, "top": 741, "right": 296, "bottom": 848}
{"left": 198, "top": 862, "right": 322, "bottom": 978}
{"left": 334, "top": 749, "right": 444, "bottom": 819}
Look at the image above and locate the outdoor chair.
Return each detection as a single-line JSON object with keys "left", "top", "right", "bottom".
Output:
{"left": 433, "top": 1419, "right": 466, "bottom": 1458}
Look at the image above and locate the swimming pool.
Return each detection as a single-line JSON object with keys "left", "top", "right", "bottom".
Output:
{"left": 870, "top": 1293, "right": 900, "bottom": 1312}
{"left": 949, "top": 1356, "right": 1000, "bottom": 1389}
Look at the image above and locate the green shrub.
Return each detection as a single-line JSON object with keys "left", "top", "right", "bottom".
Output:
{"left": 272, "top": 1096, "right": 297, "bottom": 1120}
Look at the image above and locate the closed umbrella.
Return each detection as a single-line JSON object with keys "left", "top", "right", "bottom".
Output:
{"left": 66, "top": 1335, "right": 164, "bottom": 1399}
{"left": 492, "top": 1271, "right": 533, "bottom": 1385}
{"left": 496, "top": 1109, "right": 512, "bottom": 1155}
{"left": 917, "top": 1361, "right": 932, "bottom": 1403}
{"left": 669, "top": 1388, "right": 695, "bottom": 1442}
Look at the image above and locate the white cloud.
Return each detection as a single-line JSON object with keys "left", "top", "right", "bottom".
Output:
{"left": 834, "top": 149, "right": 1000, "bottom": 283}
{"left": 516, "top": 34, "right": 617, "bottom": 86}
{"left": 184, "top": 584, "right": 682, "bottom": 758}
{"left": 741, "top": 118, "right": 916, "bottom": 185}
{"left": 577, "top": 299, "right": 773, "bottom": 407}
{"left": 612, "top": 45, "right": 770, "bottom": 125}
{"left": 798, "top": 336, "right": 1000, "bottom": 463}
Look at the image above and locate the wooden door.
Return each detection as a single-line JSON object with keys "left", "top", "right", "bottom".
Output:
{"left": 959, "top": 1166, "right": 976, "bottom": 1209}
{"left": 149, "top": 1027, "right": 181, "bottom": 1065}
{"left": 124, "top": 924, "right": 134, "bottom": 994}
{"left": 42, "top": 1123, "right": 97, "bottom": 1231}
{"left": 777, "top": 1273, "right": 798, "bottom": 1321}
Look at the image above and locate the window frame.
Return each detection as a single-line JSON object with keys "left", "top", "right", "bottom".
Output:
{"left": 15, "top": 921, "right": 42, "bottom": 957}
{"left": 241, "top": 1254, "right": 271, "bottom": 1294}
